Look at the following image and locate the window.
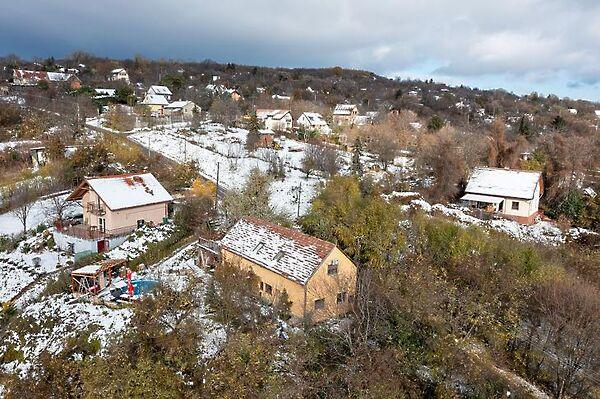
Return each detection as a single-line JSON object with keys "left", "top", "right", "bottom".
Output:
{"left": 273, "top": 250, "right": 286, "bottom": 262}
{"left": 314, "top": 298, "right": 325, "bottom": 310}
{"left": 253, "top": 242, "right": 265, "bottom": 252}
{"left": 265, "top": 283, "right": 273, "bottom": 295}
{"left": 336, "top": 292, "right": 347, "bottom": 304}
{"left": 511, "top": 201, "right": 520, "bottom": 211}
{"left": 136, "top": 219, "right": 145, "bottom": 228}
{"left": 259, "top": 282, "right": 264, "bottom": 291}
{"left": 327, "top": 260, "right": 339, "bottom": 276}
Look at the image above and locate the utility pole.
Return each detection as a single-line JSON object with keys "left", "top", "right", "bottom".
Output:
{"left": 148, "top": 134, "right": 151, "bottom": 157}
{"left": 296, "top": 183, "right": 302, "bottom": 219}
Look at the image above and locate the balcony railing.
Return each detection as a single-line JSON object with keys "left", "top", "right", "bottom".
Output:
{"left": 86, "top": 202, "right": 106, "bottom": 216}
{"left": 55, "top": 223, "right": 136, "bottom": 240}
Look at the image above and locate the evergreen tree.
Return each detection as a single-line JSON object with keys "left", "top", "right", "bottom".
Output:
{"left": 427, "top": 115, "right": 445, "bottom": 131}
{"left": 351, "top": 137, "right": 364, "bottom": 176}
{"left": 518, "top": 115, "right": 532, "bottom": 139}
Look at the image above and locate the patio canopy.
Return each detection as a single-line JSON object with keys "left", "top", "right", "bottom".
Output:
{"left": 461, "top": 193, "right": 504, "bottom": 204}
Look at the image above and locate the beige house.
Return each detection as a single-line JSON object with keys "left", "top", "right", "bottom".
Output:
{"left": 220, "top": 217, "right": 357, "bottom": 322}
{"left": 164, "top": 100, "right": 199, "bottom": 117}
{"left": 54, "top": 173, "right": 172, "bottom": 254}
{"left": 461, "top": 167, "right": 543, "bottom": 224}
{"left": 256, "top": 109, "right": 293, "bottom": 131}
{"left": 141, "top": 93, "right": 169, "bottom": 116}
{"left": 332, "top": 104, "right": 358, "bottom": 126}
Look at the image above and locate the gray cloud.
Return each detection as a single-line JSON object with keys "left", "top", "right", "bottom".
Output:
{"left": 0, "top": 0, "right": 598, "bottom": 99}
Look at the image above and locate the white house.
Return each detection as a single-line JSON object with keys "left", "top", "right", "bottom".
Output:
{"left": 297, "top": 112, "right": 331, "bottom": 135}
{"left": 109, "top": 68, "right": 130, "bottom": 84}
{"left": 461, "top": 167, "right": 543, "bottom": 224}
{"left": 332, "top": 104, "right": 358, "bottom": 126}
{"left": 256, "top": 109, "right": 293, "bottom": 131}
{"left": 164, "top": 101, "right": 200, "bottom": 117}
{"left": 147, "top": 85, "right": 172, "bottom": 102}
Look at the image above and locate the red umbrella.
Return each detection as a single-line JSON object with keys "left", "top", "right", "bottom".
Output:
{"left": 126, "top": 269, "right": 134, "bottom": 297}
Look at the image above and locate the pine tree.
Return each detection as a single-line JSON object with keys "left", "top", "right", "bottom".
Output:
{"left": 351, "top": 137, "right": 363, "bottom": 176}
{"left": 518, "top": 116, "right": 532, "bottom": 139}
{"left": 427, "top": 115, "right": 445, "bottom": 131}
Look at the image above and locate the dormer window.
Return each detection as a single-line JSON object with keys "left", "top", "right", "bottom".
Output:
{"left": 254, "top": 242, "right": 265, "bottom": 252}
{"left": 273, "top": 250, "right": 286, "bottom": 262}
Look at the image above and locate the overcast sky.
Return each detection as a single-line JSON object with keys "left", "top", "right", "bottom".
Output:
{"left": 1, "top": 0, "right": 599, "bottom": 101}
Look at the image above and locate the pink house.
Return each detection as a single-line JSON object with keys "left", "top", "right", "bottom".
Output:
{"left": 54, "top": 173, "right": 172, "bottom": 255}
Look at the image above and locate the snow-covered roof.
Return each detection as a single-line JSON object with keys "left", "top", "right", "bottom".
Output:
{"left": 111, "top": 68, "right": 127, "bottom": 74}
{"left": 256, "top": 109, "right": 291, "bottom": 121}
{"left": 13, "top": 69, "right": 75, "bottom": 83}
{"left": 220, "top": 217, "right": 336, "bottom": 285}
{"left": 148, "top": 85, "right": 172, "bottom": 96}
{"left": 333, "top": 104, "right": 357, "bottom": 115}
{"left": 165, "top": 100, "right": 194, "bottom": 109}
{"left": 299, "top": 112, "right": 327, "bottom": 126}
{"left": 142, "top": 94, "right": 169, "bottom": 105}
{"left": 68, "top": 173, "right": 173, "bottom": 211}
{"left": 464, "top": 167, "right": 541, "bottom": 200}
{"left": 72, "top": 264, "right": 102, "bottom": 275}
{"left": 94, "top": 88, "right": 116, "bottom": 97}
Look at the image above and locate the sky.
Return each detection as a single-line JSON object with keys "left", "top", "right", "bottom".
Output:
{"left": 1, "top": 0, "right": 599, "bottom": 101}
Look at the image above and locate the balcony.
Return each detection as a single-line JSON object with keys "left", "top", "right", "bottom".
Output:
{"left": 86, "top": 202, "right": 106, "bottom": 216}
{"left": 54, "top": 223, "right": 136, "bottom": 240}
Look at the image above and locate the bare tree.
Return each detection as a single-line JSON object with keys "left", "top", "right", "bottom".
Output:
{"left": 45, "top": 195, "right": 75, "bottom": 225}
{"left": 416, "top": 126, "right": 467, "bottom": 202}
{"left": 10, "top": 186, "right": 36, "bottom": 234}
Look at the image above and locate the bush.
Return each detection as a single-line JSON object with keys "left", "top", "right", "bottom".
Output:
{"left": 42, "top": 272, "right": 72, "bottom": 296}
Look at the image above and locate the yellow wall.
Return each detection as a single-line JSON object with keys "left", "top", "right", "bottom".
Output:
{"left": 221, "top": 246, "right": 357, "bottom": 322}
{"left": 305, "top": 247, "right": 357, "bottom": 322}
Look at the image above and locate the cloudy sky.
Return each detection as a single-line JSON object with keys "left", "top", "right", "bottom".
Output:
{"left": 1, "top": 0, "right": 599, "bottom": 100}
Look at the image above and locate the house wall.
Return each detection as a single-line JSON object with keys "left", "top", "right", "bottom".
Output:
{"left": 221, "top": 246, "right": 357, "bottom": 322}
{"left": 501, "top": 182, "right": 540, "bottom": 219}
{"left": 53, "top": 231, "right": 128, "bottom": 255}
{"left": 305, "top": 247, "right": 357, "bottom": 322}
{"left": 83, "top": 189, "right": 168, "bottom": 231}
{"left": 221, "top": 249, "right": 307, "bottom": 317}
{"left": 265, "top": 114, "right": 292, "bottom": 131}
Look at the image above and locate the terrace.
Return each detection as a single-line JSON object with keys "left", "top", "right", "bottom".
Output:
{"left": 55, "top": 222, "right": 136, "bottom": 240}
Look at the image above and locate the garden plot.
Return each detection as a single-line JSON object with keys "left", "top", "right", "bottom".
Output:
{"left": 129, "top": 123, "right": 323, "bottom": 217}
{"left": 0, "top": 231, "right": 72, "bottom": 303}
{"left": 1, "top": 241, "right": 225, "bottom": 377}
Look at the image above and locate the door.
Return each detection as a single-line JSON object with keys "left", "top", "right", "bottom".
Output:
{"left": 97, "top": 239, "right": 107, "bottom": 253}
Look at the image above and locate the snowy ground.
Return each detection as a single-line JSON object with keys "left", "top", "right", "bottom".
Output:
{"left": 394, "top": 193, "right": 595, "bottom": 245}
{"left": 0, "top": 239, "right": 225, "bottom": 378}
{"left": 0, "top": 192, "right": 80, "bottom": 236}
{"left": 0, "top": 231, "right": 72, "bottom": 303}
{"left": 126, "top": 121, "right": 414, "bottom": 217}
{"left": 128, "top": 123, "right": 322, "bottom": 217}
{"left": 105, "top": 223, "right": 175, "bottom": 260}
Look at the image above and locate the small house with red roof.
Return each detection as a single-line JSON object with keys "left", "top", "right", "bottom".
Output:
{"left": 220, "top": 217, "right": 357, "bottom": 322}
{"left": 53, "top": 173, "right": 172, "bottom": 255}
